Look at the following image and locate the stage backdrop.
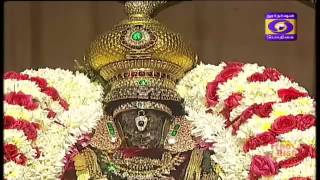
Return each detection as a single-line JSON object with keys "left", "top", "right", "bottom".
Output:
{"left": 4, "top": 1, "right": 315, "bottom": 95}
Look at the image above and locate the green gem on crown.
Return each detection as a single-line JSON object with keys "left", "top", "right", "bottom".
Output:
{"left": 131, "top": 31, "right": 143, "bottom": 41}
{"left": 138, "top": 79, "right": 149, "bottom": 86}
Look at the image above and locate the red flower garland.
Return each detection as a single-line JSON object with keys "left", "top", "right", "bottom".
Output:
{"left": 270, "top": 115, "right": 315, "bottom": 135}
{"left": 4, "top": 116, "right": 40, "bottom": 141}
{"left": 4, "top": 144, "right": 28, "bottom": 165}
{"left": 278, "top": 144, "right": 315, "bottom": 169}
{"left": 248, "top": 68, "right": 281, "bottom": 82}
{"left": 220, "top": 93, "right": 243, "bottom": 125}
{"left": 243, "top": 114, "right": 315, "bottom": 152}
{"left": 289, "top": 177, "right": 312, "bottom": 180}
{"left": 231, "top": 102, "right": 274, "bottom": 134}
{"left": 4, "top": 71, "right": 70, "bottom": 111}
{"left": 206, "top": 62, "right": 244, "bottom": 107}
{"left": 249, "top": 144, "right": 315, "bottom": 179}
{"left": 243, "top": 131, "right": 278, "bottom": 152}
{"left": 278, "top": 87, "right": 308, "bottom": 102}
{"left": 4, "top": 71, "right": 29, "bottom": 80}
{"left": 4, "top": 92, "right": 39, "bottom": 110}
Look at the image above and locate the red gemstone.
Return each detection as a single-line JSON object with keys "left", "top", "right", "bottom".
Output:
{"left": 139, "top": 71, "right": 145, "bottom": 76}
{"left": 131, "top": 72, "right": 138, "bottom": 77}
{"left": 147, "top": 72, "right": 153, "bottom": 76}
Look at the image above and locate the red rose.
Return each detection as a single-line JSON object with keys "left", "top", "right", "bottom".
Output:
{"left": 4, "top": 144, "right": 19, "bottom": 161}
{"left": 264, "top": 68, "right": 281, "bottom": 81}
{"left": 206, "top": 81, "right": 219, "bottom": 107}
{"left": 278, "top": 87, "right": 308, "bottom": 102}
{"left": 271, "top": 115, "right": 297, "bottom": 135}
{"left": 296, "top": 114, "right": 315, "bottom": 131}
{"left": 249, "top": 155, "right": 278, "bottom": 179}
{"left": 256, "top": 131, "right": 278, "bottom": 146}
{"left": 41, "top": 87, "right": 60, "bottom": 100}
{"left": 254, "top": 102, "right": 274, "bottom": 118}
{"left": 30, "top": 77, "right": 48, "bottom": 89}
{"left": 4, "top": 115, "right": 16, "bottom": 129}
{"left": 217, "top": 66, "right": 242, "bottom": 81}
{"left": 4, "top": 71, "right": 29, "bottom": 80}
{"left": 12, "top": 153, "right": 27, "bottom": 165}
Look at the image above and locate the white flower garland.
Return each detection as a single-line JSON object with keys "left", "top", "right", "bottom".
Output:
{"left": 236, "top": 97, "right": 315, "bottom": 140}
{"left": 176, "top": 62, "right": 316, "bottom": 179}
{"left": 3, "top": 68, "right": 104, "bottom": 180}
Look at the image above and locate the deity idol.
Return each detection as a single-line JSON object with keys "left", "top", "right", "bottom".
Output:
{"left": 63, "top": 1, "right": 220, "bottom": 180}
{"left": 4, "top": 1, "right": 315, "bottom": 179}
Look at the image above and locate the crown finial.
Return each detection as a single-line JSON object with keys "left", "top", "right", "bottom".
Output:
{"left": 124, "top": 1, "right": 173, "bottom": 18}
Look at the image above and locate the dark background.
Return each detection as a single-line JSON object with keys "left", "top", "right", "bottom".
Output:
{"left": 4, "top": 1, "right": 315, "bottom": 95}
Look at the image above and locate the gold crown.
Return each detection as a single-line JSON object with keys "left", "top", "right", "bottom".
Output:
{"left": 85, "top": 1, "right": 197, "bottom": 114}
{"left": 87, "top": 1, "right": 197, "bottom": 81}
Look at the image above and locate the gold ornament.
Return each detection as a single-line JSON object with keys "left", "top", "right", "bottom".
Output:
{"left": 89, "top": 116, "right": 122, "bottom": 152}
{"left": 87, "top": 1, "right": 197, "bottom": 81}
{"left": 82, "top": 1, "right": 197, "bottom": 113}
{"left": 74, "top": 148, "right": 103, "bottom": 179}
{"left": 100, "top": 150, "right": 185, "bottom": 179}
{"left": 113, "top": 100, "right": 172, "bottom": 118}
{"left": 184, "top": 148, "right": 203, "bottom": 180}
{"left": 164, "top": 116, "right": 196, "bottom": 153}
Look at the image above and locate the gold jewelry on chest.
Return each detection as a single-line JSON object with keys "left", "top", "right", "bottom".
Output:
{"left": 100, "top": 151, "right": 185, "bottom": 179}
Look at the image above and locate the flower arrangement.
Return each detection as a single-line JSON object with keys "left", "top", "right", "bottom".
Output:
{"left": 3, "top": 69, "right": 104, "bottom": 179}
{"left": 176, "top": 62, "right": 316, "bottom": 180}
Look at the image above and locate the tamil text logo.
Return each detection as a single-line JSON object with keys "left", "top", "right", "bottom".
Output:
{"left": 265, "top": 13, "right": 297, "bottom": 41}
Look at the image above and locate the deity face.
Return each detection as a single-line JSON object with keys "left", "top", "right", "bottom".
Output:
{"left": 116, "top": 109, "right": 171, "bottom": 149}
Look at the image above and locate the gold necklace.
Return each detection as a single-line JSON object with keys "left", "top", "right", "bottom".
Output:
{"left": 100, "top": 151, "right": 185, "bottom": 179}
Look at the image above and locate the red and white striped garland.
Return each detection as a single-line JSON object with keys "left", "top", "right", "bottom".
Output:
{"left": 176, "top": 62, "right": 316, "bottom": 180}
{"left": 3, "top": 69, "right": 104, "bottom": 179}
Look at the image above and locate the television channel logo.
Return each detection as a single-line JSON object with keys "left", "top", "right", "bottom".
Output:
{"left": 265, "top": 13, "right": 297, "bottom": 41}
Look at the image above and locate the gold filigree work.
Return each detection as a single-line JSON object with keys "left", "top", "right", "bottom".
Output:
{"left": 164, "top": 117, "right": 196, "bottom": 153}
{"left": 100, "top": 151, "right": 185, "bottom": 179}
{"left": 89, "top": 116, "right": 122, "bottom": 152}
